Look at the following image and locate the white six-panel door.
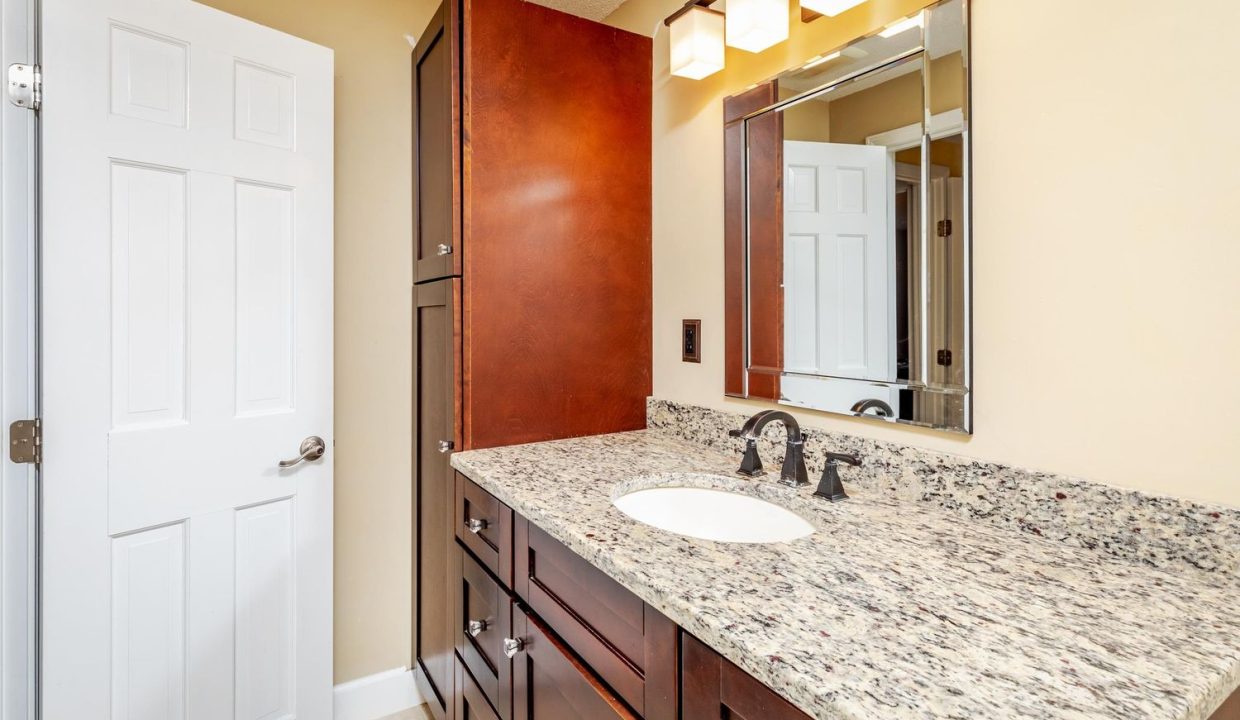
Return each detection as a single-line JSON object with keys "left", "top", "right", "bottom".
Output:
{"left": 41, "top": 0, "right": 333, "bottom": 717}
{"left": 783, "top": 140, "right": 895, "bottom": 382}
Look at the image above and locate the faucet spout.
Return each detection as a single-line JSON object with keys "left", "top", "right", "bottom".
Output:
{"left": 730, "top": 410, "right": 810, "bottom": 487}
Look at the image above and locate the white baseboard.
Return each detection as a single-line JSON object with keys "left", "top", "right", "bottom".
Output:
{"left": 333, "top": 666, "right": 424, "bottom": 720}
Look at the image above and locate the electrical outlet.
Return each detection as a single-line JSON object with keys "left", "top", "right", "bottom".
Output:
{"left": 682, "top": 319, "right": 701, "bottom": 363}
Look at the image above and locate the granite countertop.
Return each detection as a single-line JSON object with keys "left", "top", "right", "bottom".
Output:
{"left": 451, "top": 430, "right": 1240, "bottom": 720}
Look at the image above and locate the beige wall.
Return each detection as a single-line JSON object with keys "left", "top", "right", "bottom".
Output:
{"left": 614, "top": 0, "right": 1240, "bottom": 507}
{"left": 200, "top": 0, "right": 436, "bottom": 683}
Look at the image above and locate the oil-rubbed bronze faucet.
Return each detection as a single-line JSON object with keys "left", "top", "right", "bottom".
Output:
{"left": 815, "top": 452, "right": 861, "bottom": 502}
{"left": 728, "top": 410, "right": 809, "bottom": 487}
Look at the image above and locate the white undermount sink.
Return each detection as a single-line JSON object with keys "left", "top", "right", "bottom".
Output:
{"left": 613, "top": 485, "right": 814, "bottom": 543}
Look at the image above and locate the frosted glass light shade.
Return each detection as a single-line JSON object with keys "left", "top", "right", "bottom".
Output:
{"left": 669, "top": 6, "right": 725, "bottom": 79}
{"left": 799, "top": 0, "right": 865, "bottom": 16}
{"left": 725, "top": 0, "right": 788, "bottom": 53}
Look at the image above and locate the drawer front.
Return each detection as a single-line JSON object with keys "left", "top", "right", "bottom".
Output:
{"left": 456, "top": 473, "right": 513, "bottom": 586}
{"left": 456, "top": 655, "right": 501, "bottom": 720}
{"left": 514, "top": 517, "right": 677, "bottom": 720}
{"left": 511, "top": 605, "right": 636, "bottom": 720}
{"left": 456, "top": 545, "right": 513, "bottom": 719}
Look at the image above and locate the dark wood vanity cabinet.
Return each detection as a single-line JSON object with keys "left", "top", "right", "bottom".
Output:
{"left": 444, "top": 474, "right": 678, "bottom": 720}
{"left": 682, "top": 633, "right": 810, "bottom": 720}
{"left": 412, "top": 0, "right": 651, "bottom": 714}
{"left": 511, "top": 606, "right": 637, "bottom": 720}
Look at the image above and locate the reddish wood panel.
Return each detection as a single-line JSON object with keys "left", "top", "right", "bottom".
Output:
{"left": 723, "top": 83, "right": 781, "bottom": 401}
{"left": 462, "top": 0, "right": 652, "bottom": 449}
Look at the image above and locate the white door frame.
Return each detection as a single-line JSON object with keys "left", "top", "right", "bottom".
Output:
{"left": 1, "top": 0, "right": 39, "bottom": 715}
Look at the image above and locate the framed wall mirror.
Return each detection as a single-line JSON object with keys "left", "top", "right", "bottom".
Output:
{"left": 723, "top": 0, "right": 971, "bottom": 433}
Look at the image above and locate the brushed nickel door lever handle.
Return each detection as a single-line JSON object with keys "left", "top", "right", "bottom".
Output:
{"left": 279, "top": 436, "right": 326, "bottom": 468}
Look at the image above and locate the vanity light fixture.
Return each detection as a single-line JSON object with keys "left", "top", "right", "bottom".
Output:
{"left": 726, "top": 0, "right": 789, "bottom": 53}
{"left": 878, "top": 14, "right": 922, "bottom": 38}
{"left": 666, "top": 0, "right": 726, "bottom": 79}
{"left": 799, "top": 0, "right": 865, "bottom": 17}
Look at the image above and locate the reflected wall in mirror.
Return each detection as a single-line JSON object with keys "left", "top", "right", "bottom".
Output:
{"left": 724, "top": 0, "right": 971, "bottom": 433}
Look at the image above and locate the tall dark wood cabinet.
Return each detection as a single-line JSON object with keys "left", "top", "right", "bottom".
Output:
{"left": 411, "top": 0, "right": 652, "bottom": 716}
{"left": 415, "top": 279, "right": 460, "bottom": 715}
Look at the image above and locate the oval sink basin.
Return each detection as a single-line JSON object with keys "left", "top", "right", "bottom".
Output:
{"left": 613, "top": 486, "right": 814, "bottom": 543}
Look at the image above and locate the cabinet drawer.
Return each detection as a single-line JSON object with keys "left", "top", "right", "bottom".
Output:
{"left": 456, "top": 545, "right": 513, "bottom": 719}
{"left": 511, "top": 605, "right": 636, "bottom": 720}
{"left": 455, "top": 654, "right": 501, "bottom": 720}
{"left": 514, "top": 517, "right": 677, "bottom": 720}
{"left": 456, "top": 473, "right": 513, "bottom": 586}
{"left": 682, "top": 632, "right": 810, "bottom": 720}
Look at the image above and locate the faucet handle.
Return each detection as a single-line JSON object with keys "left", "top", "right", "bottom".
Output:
{"left": 728, "top": 428, "right": 745, "bottom": 439}
{"left": 815, "top": 452, "right": 860, "bottom": 502}
{"left": 826, "top": 452, "right": 862, "bottom": 467}
{"left": 736, "top": 437, "right": 764, "bottom": 477}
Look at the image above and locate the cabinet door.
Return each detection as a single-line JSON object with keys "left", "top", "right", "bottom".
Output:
{"left": 413, "top": 0, "right": 460, "bottom": 283}
{"left": 681, "top": 633, "right": 810, "bottom": 720}
{"left": 415, "top": 278, "right": 461, "bottom": 718}
{"left": 510, "top": 606, "right": 636, "bottom": 720}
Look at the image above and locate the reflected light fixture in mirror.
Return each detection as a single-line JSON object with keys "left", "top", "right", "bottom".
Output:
{"left": 668, "top": 0, "right": 726, "bottom": 79}
{"left": 879, "top": 14, "right": 923, "bottom": 37}
{"left": 799, "top": 0, "right": 866, "bottom": 17}
{"left": 726, "top": 0, "right": 789, "bottom": 52}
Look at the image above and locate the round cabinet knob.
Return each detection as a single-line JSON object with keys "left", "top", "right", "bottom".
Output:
{"left": 502, "top": 637, "right": 525, "bottom": 658}
{"left": 437, "top": 440, "right": 454, "bottom": 454}
{"left": 465, "top": 518, "right": 488, "bottom": 534}
{"left": 467, "top": 619, "right": 489, "bottom": 637}
{"left": 436, "top": 243, "right": 452, "bottom": 256}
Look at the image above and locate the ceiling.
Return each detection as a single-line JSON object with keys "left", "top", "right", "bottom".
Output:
{"left": 526, "top": 0, "right": 632, "bottom": 22}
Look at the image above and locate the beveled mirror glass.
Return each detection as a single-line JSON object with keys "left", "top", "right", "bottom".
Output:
{"left": 725, "top": 0, "right": 971, "bottom": 432}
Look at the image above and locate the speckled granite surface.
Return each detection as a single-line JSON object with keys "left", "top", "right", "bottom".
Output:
{"left": 451, "top": 431, "right": 1240, "bottom": 720}
{"left": 649, "top": 399, "right": 1240, "bottom": 576}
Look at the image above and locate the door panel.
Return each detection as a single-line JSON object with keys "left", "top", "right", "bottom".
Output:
{"left": 415, "top": 278, "right": 460, "bottom": 717}
{"left": 413, "top": 0, "right": 459, "bottom": 283}
{"left": 783, "top": 140, "right": 894, "bottom": 383}
{"left": 41, "top": 0, "right": 334, "bottom": 716}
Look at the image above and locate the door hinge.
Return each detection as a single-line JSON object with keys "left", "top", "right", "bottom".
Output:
{"left": 7, "top": 63, "right": 42, "bottom": 111}
{"left": 936, "top": 349, "right": 953, "bottom": 367}
{"left": 9, "top": 419, "right": 41, "bottom": 465}
{"left": 936, "top": 219, "right": 953, "bottom": 238}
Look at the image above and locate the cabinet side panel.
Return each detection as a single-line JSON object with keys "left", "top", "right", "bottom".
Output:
{"left": 463, "top": 0, "right": 653, "bottom": 449}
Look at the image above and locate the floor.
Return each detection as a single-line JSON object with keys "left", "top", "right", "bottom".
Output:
{"left": 379, "top": 705, "right": 434, "bottom": 720}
